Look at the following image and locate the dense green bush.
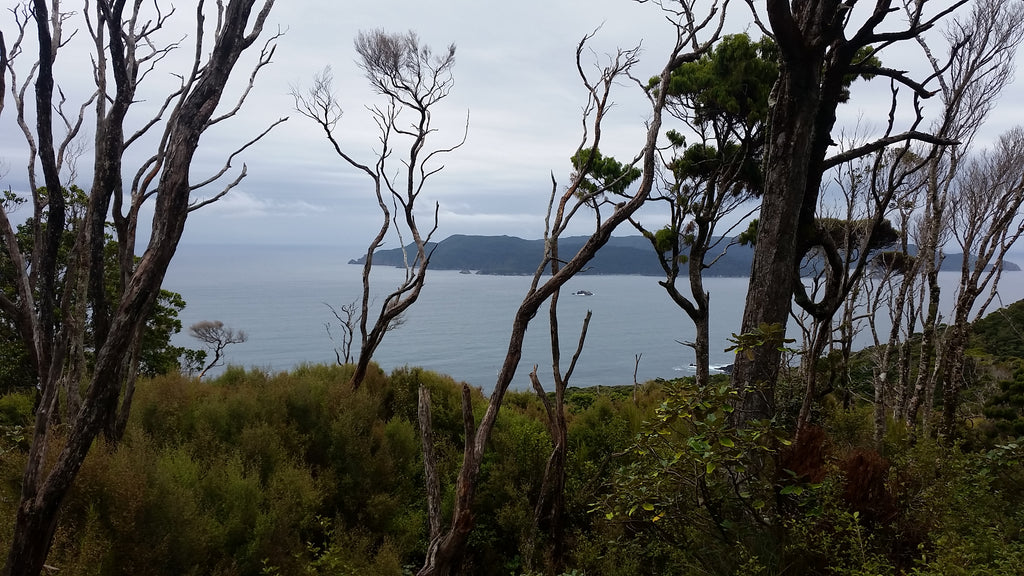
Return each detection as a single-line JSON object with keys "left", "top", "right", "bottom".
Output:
{"left": 0, "top": 364, "right": 587, "bottom": 575}
{"left": 3, "top": 359, "right": 1024, "bottom": 575}
{"left": 982, "top": 364, "right": 1024, "bottom": 440}
{"left": 971, "top": 299, "right": 1024, "bottom": 360}
{"left": 0, "top": 392, "right": 33, "bottom": 427}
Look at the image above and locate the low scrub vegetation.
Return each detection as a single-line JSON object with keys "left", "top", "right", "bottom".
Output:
{"left": 2, "top": 344, "right": 1023, "bottom": 575}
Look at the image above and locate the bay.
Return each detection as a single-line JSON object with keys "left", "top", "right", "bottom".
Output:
{"left": 164, "top": 243, "right": 1024, "bottom": 391}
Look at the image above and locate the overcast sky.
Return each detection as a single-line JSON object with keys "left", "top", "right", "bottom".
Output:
{"left": 2, "top": 0, "right": 1021, "bottom": 251}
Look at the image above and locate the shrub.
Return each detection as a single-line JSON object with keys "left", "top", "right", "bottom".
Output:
{"left": 0, "top": 392, "right": 34, "bottom": 427}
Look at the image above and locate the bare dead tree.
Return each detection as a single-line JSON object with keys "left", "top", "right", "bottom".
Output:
{"left": 189, "top": 320, "right": 248, "bottom": 380}
{"left": 0, "top": 2, "right": 279, "bottom": 575}
{"left": 324, "top": 300, "right": 358, "bottom": 364}
{"left": 294, "top": 30, "right": 465, "bottom": 389}
{"left": 903, "top": 0, "right": 1024, "bottom": 435}
{"left": 936, "top": 127, "right": 1024, "bottom": 436}
{"left": 416, "top": 2, "right": 730, "bottom": 571}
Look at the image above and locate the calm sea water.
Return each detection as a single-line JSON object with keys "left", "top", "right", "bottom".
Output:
{"left": 164, "top": 243, "right": 1024, "bottom": 391}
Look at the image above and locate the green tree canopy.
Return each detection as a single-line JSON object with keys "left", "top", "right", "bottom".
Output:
{"left": 0, "top": 187, "right": 200, "bottom": 393}
{"left": 570, "top": 147, "right": 642, "bottom": 197}
{"left": 658, "top": 34, "right": 880, "bottom": 199}
{"left": 660, "top": 33, "right": 779, "bottom": 130}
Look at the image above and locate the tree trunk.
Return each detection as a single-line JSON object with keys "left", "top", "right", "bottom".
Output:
{"left": 797, "top": 318, "right": 830, "bottom": 439}
{"left": 419, "top": 384, "right": 481, "bottom": 576}
{"left": 350, "top": 351, "right": 374, "bottom": 389}
{"left": 529, "top": 366, "right": 568, "bottom": 572}
{"left": 4, "top": 3, "right": 275, "bottom": 573}
{"left": 687, "top": 238, "right": 712, "bottom": 388}
{"left": 875, "top": 260, "right": 917, "bottom": 441}
{"left": 418, "top": 386, "right": 442, "bottom": 542}
{"left": 895, "top": 298, "right": 919, "bottom": 421}
{"left": 106, "top": 342, "right": 142, "bottom": 445}
{"left": 905, "top": 255, "right": 941, "bottom": 429}
{"left": 939, "top": 323, "right": 969, "bottom": 438}
{"left": 730, "top": 54, "right": 822, "bottom": 422}
{"left": 5, "top": 496, "right": 63, "bottom": 576}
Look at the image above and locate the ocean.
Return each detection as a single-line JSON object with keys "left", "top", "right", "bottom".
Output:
{"left": 164, "top": 243, "right": 1024, "bottom": 391}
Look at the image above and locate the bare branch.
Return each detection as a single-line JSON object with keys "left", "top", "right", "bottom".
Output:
{"left": 292, "top": 67, "right": 376, "bottom": 178}
{"left": 562, "top": 310, "right": 593, "bottom": 383}
{"left": 207, "top": 30, "right": 283, "bottom": 126}
{"left": 852, "top": 65, "right": 939, "bottom": 98}
{"left": 823, "top": 131, "right": 957, "bottom": 170}
{"left": 187, "top": 116, "right": 288, "bottom": 211}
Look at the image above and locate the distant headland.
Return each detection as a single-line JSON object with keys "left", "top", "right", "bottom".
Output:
{"left": 348, "top": 234, "right": 1020, "bottom": 277}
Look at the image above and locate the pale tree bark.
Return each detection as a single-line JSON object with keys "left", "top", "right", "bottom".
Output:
{"left": 792, "top": 143, "right": 930, "bottom": 440}
{"left": 860, "top": 160, "right": 927, "bottom": 442}
{"left": 731, "top": 0, "right": 965, "bottom": 423}
{"left": 416, "top": 3, "right": 730, "bottom": 571}
{"left": 937, "top": 127, "right": 1024, "bottom": 437}
{"left": 904, "top": 165, "right": 948, "bottom": 433}
{"left": 294, "top": 31, "right": 465, "bottom": 389}
{"left": 0, "top": 2, "right": 279, "bottom": 575}
{"left": 903, "top": 0, "right": 1024, "bottom": 435}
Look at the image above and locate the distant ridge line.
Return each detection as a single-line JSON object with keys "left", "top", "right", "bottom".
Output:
{"left": 348, "top": 234, "right": 1020, "bottom": 277}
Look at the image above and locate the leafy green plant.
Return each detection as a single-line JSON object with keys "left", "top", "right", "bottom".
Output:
{"left": 725, "top": 323, "right": 798, "bottom": 361}
{"left": 598, "top": 378, "right": 789, "bottom": 572}
{"left": 783, "top": 492, "right": 896, "bottom": 575}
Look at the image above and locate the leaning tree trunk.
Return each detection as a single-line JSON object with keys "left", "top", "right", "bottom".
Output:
{"left": 4, "top": 3, "right": 274, "bottom": 574}
{"left": 417, "top": 31, "right": 682, "bottom": 571}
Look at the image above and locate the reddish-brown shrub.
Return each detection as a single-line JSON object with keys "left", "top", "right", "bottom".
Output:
{"left": 838, "top": 448, "right": 896, "bottom": 524}
{"left": 778, "top": 424, "right": 828, "bottom": 484}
